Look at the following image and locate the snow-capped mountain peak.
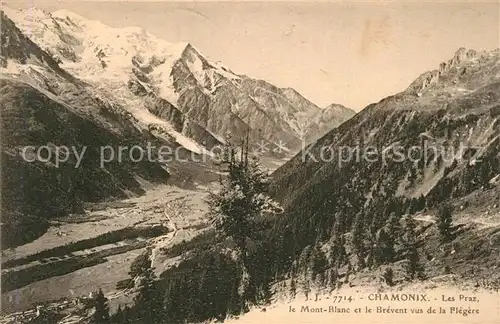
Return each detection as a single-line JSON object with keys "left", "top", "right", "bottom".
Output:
{"left": 3, "top": 6, "right": 352, "bottom": 154}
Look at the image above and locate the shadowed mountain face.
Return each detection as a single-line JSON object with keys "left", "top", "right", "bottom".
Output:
{"left": 269, "top": 47, "right": 500, "bottom": 276}
{"left": 0, "top": 11, "right": 171, "bottom": 248}
{"left": 3, "top": 7, "right": 354, "bottom": 154}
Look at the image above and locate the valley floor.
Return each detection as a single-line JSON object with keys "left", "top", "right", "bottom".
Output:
{"left": 1, "top": 183, "right": 213, "bottom": 315}
{"left": 1, "top": 180, "right": 498, "bottom": 323}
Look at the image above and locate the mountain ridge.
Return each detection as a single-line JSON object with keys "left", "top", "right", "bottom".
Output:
{"left": 2, "top": 6, "right": 354, "bottom": 153}
{"left": 304, "top": 103, "right": 356, "bottom": 143}
{"left": 268, "top": 47, "right": 500, "bottom": 285}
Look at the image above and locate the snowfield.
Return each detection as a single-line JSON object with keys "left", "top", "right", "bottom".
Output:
{"left": 2, "top": 7, "right": 235, "bottom": 155}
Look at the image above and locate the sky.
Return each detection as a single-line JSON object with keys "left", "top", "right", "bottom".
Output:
{"left": 4, "top": 1, "right": 500, "bottom": 110}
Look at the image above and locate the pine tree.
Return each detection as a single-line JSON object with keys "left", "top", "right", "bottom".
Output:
{"left": 128, "top": 250, "right": 152, "bottom": 279}
{"left": 311, "top": 245, "right": 327, "bottom": 289}
{"left": 435, "top": 154, "right": 443, "bottom": 172}
{"left": 298, "top": 244, "right": 314, "bottom": 290}
{"left": 327, "top": 268, "right": 338, "bottom": 293}
{"left": 331, "top": 213, "right": 347, "bottom": 267}
{"left": 385, "top": 213, "right": 402, "bottom": 259}
{"left": 93, "top": 288, "right": 109, "bottom": 323}
{"left": 402, "top": 216, "right": 425, "bottom": 280}
{"left": 386, "top": 213, "right": 402, "bottom": 240}
{"left": 383, "top": 267, "right": 394, "bottom": 286}
{"left": 207, "top": 136, "right": 283, "bottom": 308}
{"left": 437, "top": 204, "right": 453, "bottom": 243}
{"left": 300, "top": 274, "right": 311, "bottom": 301}
{"left": 406, "top": 245, "right": 424, "bottom": 280}
{"left": 311, "top": 245, "right": 327, "bottom": 282}
{"left": 289, "top": 278, "right": 297, "bottom": 300}
{"left": 132, "top": 250, "right": 160, "bottom": 322}
{"left": 351, "top": 212, "right": 366, "bottom": 269}
{"left": 344, "top": 262, "right": 353, "bottom": 284}
{"left": 208, "top": 137, "right": 283, "bottom": 256}
{"left": 374, "top": 227, "right": 393, "bottom": 265}
{"left": 417, "top": 195, "right": 426, "bottom": 211}
{"left": 365, "top": 231, "right": 375, "bottom": 269}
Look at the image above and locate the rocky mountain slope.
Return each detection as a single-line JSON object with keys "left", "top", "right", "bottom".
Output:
{"left": 0, "top": 10, "right": 173, "bottom": 248}
{"left": 273, "top": 47, "right": 500, "bottom": 202}
{"left": 269, "top": 47, "right": 500, "bottom": 283}
{"left": 3, "top": 7, "right": 353, "bottom": 153}
{"left": 304, "top": 103, "right": 356, "bottom": 143}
